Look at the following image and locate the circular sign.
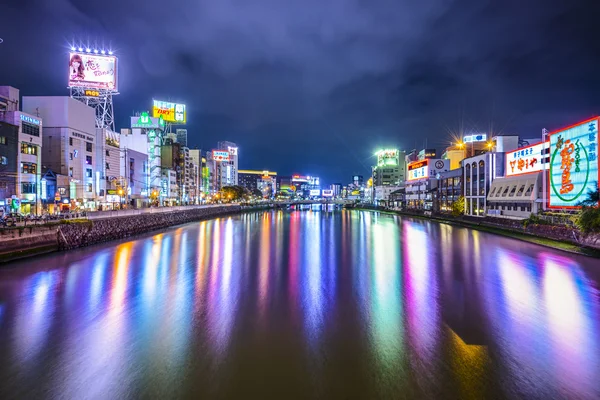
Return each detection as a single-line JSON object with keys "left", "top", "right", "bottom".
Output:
{"left": 435, "top": 160, "right": 445, "bottom": 169}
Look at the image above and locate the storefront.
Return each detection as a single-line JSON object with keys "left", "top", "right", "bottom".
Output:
{"left": 486, "top": 172, "right": 542, "bottom": 219}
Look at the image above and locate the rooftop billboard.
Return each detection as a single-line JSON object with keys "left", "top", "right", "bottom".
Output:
{"left": 548, "top": 117, "right": 599, "bottom": 208}
{"left": 506, "top": 142, "right": 548, "bottom": 177}
{"left": 212, "top": 150, "right": 230, "bottom": 162}
{"left": 152, "top": 100, "right": 186, "bottom": 124}
{"left": 68, "top": 52, "right": 117, "bottom": 91}
{"left": 376, "top": 149, "right": 399, "bottom": 167}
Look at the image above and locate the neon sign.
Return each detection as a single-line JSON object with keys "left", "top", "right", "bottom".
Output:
{"left": 548, "top": 117, "right": 599, "bottom": 208}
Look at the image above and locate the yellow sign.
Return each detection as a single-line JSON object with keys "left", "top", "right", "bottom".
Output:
{"left": 84, "top": 89, "right": 100, "bottom": 97}
{"left": 152, "top": 100, "right": 186, "bottom": 124}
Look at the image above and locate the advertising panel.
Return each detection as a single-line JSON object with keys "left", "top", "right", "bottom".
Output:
{"left": 228, "top": 146, "right": 238, "bottom": 156}
{"left": 506, "top": 142, "right": 548, "bottom": 177}
{"left": 407, "top": 160, "right": 428, "bottom": 181}
{"left": 322, "top": 189, "right": 334, "bottom": 197}
{"left": 131, "top": 112, "right": 164, "bottom": 129}
{"left": 152, "top": 100, "right": 186, "bottom": 124}
{"left": 376, "top": 149, "right": 399, "bottom": 167}
{"left": 212, "top": 150, "right": 230, "bottom": 162}
{"left": 463, "top": 134, "right": 487, "bottom": 143}
{"left": 68, "top": 52, "right": 117, "bottom": 90}
{"left": 548, "top": 117, "right": 599, "bottom": 208}
{"left": 309, "top": 189, "right": 321, "bottom": 197}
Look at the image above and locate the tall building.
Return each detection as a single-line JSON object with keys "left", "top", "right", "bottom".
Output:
{"left": 0, "top": 86, "right": 44, "bottom": 214}
{"left": 23, "top": 96, "right": 97, "bottom": 211}
{"left": 122, "top": 112, "right": 166, "bottom": 204}
{"left": 176, "top": 129, "right": 188, "bottom": 147}
{"left": 96, "top": 128, "right": 122, "bottom": 209}
{"left": 217, "top": 141, "right": 238, "bottom": 186}
{"left": 239, "top": 170, "right": 277, "bottom": 197}
{"left": 372, "top": 149, "right": 406, "bottom": 186}
{"left": 189, "top": 149, "right": 203, "bottom": 203}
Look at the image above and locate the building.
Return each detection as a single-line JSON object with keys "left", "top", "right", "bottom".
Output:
{"left": 485, "top": 140, "right": 550, "bottom": 219}
{"left": 189, "top": 149, "right": 204, "bottom": 203}
{"left": 0, "top": 87, "right": 45, "bottom": 214}
{"left": 291, "top": 174, "right": 320, "bottom": 198}
{"left": 217, "top": 141, "right": 239, "bottom": 186}
{"left": 176, "top": 129, "right": 188, "bottom": 147}
{"left": 463, "top": 152, "right": 505, "bottom": 216}
{"left": 331, "top": 183, "right": 342, "bottom": 197}
{"left": 418, "top": 148, "right": 437, "bottom": 160}
{"left": 405, "top": 158, "right": 450, "bottom": 210}
{"left": 486, "top": 172, "right": 543, "bottom": 219}
{"left": 0, "top": 121, "right": 19, "bottom": 213}
{"left": 122, "top": 147, "right": 149, "bottom": 208}
{"left": 239, "top": 170, "right": 277, "bottom": 197}
{"left": 161, "top": 142, "right": 183, "bottom": 203}
{"left": 161, "top": 168, "right": 178, "bottom": 205}
{"left": 436, "top": 168, "right": 463, "bottom": 213}
{"left": 23, "top": 96, "right": 97, "bottom": 211}
{"left": 372, "top": 149, "right": 406, "bottom": 186}
{"left": 352, "top": 175, "right": 364, "bottom": 187}
{"left": 123, "top": 112, "right": 166, "bottom": 204}
{"left": 374, "top": 185, "right": 403, "bottom": 205}
{"left": 95, "top": 128, "right": 122, "bottom": 210}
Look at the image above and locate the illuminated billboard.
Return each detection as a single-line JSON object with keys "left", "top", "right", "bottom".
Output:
{"left": 152, "top": 100, "right": 186, "bottom": 124}
{"left": 309, "top": 189, "right": 321, "bottom": 196}
{"left": 131, "top": 112, "right": 165, "bottom": 129}
{"left": 407, "top": 160, "right": 428, "bottom": 180}
{"left": 407, "top": 159, "right": 449, "bottom": 181}
{"left": 548, "top": 117, "right": 599, "bottom": 208}
{"left": 322, "top": 189, "right": 334, "bottom": 197}
{"left": 68, "top": 52, "right": 117, "bottom": 90}
{"left": 463, "top": 134, "right": 487, "bottom": 143}
{"left": 376, "top": 149, "right": 399, "bottom": 167}
{"left": 228, "top": 146, "right": 238, "bottom": 156}
{"left": 506, "top": 142, "right": 548, "bottom": 177}
{"left": 212, "top": 150, "right": 230, "bottom": 162}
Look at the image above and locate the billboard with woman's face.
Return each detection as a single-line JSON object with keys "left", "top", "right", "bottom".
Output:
{"left": 68, "top": 52, "right": 118, "bottom": 91}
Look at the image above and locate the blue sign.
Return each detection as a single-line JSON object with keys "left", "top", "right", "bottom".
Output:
{"left": 20, "top": 114, "right": 41, "bottom": 125}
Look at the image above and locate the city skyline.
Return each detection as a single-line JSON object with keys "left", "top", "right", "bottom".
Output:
{"left": 1, "top": 1, "right": 599, "bottom": 184}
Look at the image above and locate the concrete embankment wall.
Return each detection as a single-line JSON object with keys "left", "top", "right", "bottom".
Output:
{"left": 0, "top": 225, "right": 60, "bottom": 262}
{"left": 0, "top": 205, "right": 245, "bottom": 263}
{"left": 58, "top": 205, "right": 241, "bottom": 250}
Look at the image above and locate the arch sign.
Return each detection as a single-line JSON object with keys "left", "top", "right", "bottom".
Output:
{"left": 548, "top": 117, "right": 598, "bottom": 208}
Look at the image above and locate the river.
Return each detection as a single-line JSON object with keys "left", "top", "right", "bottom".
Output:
{"left": 0, "top": 209, "right": 599, "bottom": 399}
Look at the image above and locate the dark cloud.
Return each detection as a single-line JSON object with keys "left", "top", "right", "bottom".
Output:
{"left": 1, "top": 0, "right": 599, "bottom": 183}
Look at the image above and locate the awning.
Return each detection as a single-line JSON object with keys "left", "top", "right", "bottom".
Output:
{"left": 487, "top": 172, "right": 541, "bottom": 202}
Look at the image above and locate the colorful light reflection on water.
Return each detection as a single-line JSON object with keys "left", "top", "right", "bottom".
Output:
{"left": 0, "top": 210, "right": 599, "bottom": 399}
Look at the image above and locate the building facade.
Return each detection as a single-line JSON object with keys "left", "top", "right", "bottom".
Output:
{"left": 23, "top": 96, "right": 97, "bottom": 211}
{"left": 463, "top": 152, "right": 505, "bottom": 217}
{"left": 436, "top": 168, "right": 463, "bottom": 213}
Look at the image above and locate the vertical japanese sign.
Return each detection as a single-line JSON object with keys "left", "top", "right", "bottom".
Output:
{"left": 548, "top": 117, "right": 599, "bottom": 208}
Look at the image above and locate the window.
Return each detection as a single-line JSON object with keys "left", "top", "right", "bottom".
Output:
{"left": 21, "top": 182, "right": 36, "bottom": 194}
{"left": 517, "top": 185, "right": 525, "bottom": 196}
{"left": 1, "top": 156, "right": 7, "bottom": 165}
{"left": 70, "top": 153, "right": 73, "bottom": 160}
{"left": 86, "top": 155, "right": 92, "bottom": 165}
{"left": 86, "top": 183, "right": 93, "bottom": 192}
{"left": 21, "top": 143, "right": 38, "bottom": 155}
{"left": 502, "top": 186, "right": 510, "bottom": 197}
{"left": 0, "top": 136, "right": 6, "bottom": 145}
{"left": 489, "top": 186, "right": 497, "bottom": 196}
{"left": 69, "top": 167, "right": 73, "bottom": 177}
{"left": 21, "top": 122, "right": 40, "bottom": 137}
{"left": 106, "top": 150, "right": 110, "bottom": 157}
{"left": 525, "top": 184, "right": 534, "bottom": 196}
{"left": 106, "top": 162, "right": 110, "bottom": 170}
{"left": 86, "top": 168, "right": 93, "bottom": 178}
{"left": 20, "top": 162, "right": 37, "bottom": 174}
{"left": 58, "top": 187, "right": 66, "bottom": 195}
{"left": 509, "top": 185, "right": 517, "bottom": 197}
{"left": 86, "top": 142, "right": 93, "bottom": 152}
{"left": 69, "top": 137, "right": 73, "bottom": 146}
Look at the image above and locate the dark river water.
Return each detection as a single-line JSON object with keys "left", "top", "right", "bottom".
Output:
{"left": 1, "top": 209, "right": 599, "bottom": 399}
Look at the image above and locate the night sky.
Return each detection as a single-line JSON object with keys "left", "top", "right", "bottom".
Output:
{"left": 2, "top": 0, "right": 599, "bottom": 185}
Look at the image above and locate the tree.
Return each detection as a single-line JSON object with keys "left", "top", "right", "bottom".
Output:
{"left": 251, "top": 188, "right": 263, "bottom": 198}
{"left": 221, "top": 186, "right": 249, "bottom": 202}
{"left": 451, "top": 195, "right": 465, "bottom": 217}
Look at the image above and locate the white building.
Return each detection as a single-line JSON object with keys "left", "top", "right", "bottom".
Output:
{"left": 462, "top": 152, "right": 505, "bottom": 217}
{"left": 23, "top": 96, "right": 97, "bottom": 210}
{"left": 217, "top": 141, "right": 238, "bottom": 186}
{"left": 0, "top": 86, "right": 44, "bottom": 214}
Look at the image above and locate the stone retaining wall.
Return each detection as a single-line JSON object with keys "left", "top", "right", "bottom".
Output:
{"left": 58, "top": 205, "right": 241, "bottom": 250}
